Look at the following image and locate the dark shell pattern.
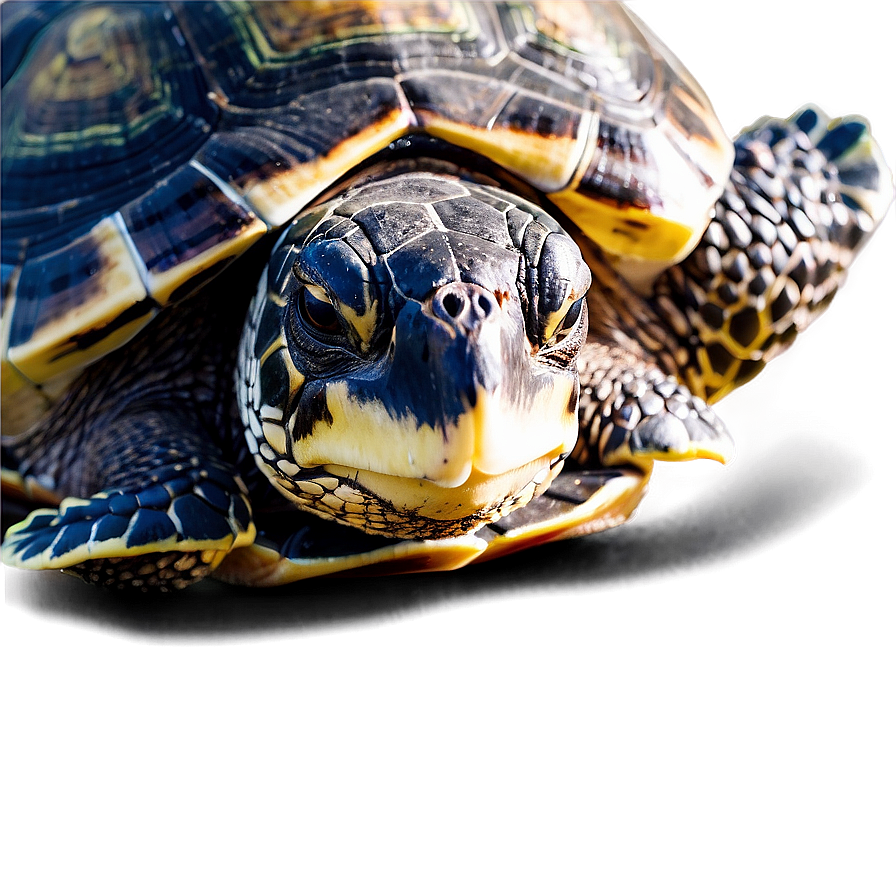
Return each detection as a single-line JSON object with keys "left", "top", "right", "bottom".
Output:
{"left": 1, "top": 0, "right": 732, "bottom": 393}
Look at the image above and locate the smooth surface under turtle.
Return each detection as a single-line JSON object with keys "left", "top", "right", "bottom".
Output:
{"left": 1, "top": 1, "right": 892, "bottom": 590}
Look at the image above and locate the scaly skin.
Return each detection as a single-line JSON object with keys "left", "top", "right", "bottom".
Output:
{"left": 568, "top": 109, "right": 893, "bottom": 475}
{"left": 651, "top": 109, "right": 890, "bottom": 403}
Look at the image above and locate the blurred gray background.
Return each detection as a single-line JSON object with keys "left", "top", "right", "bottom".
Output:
{"left": 0, "top": 2, "right": 896, "bottom": 896}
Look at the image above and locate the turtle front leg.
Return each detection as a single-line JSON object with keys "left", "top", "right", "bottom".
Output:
{"left": 2, "top": 411, "right": 254, "bottom": 591}
{"left": 568, "top": 109, "right": 892, "bottom": 489}
{"left": 572, "top": 343, "right": 733, "bottom": 470}
{"left": 652, "top": 107, "right": 893, "bottom": 402}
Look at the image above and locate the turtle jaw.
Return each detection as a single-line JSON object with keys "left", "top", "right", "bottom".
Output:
{"left": 285, "top": 345, "right": 581, "bottom": 488}
{"left": 329, "top": 452, "right": 565, "bottom": 520}
{"left": 253, "top": 363, "right": 580, "bottom": 540}
{"left": 265, "top": 447, "right": 570, "bottom": 541}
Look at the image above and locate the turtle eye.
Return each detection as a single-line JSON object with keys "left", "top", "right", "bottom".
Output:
{"left": 543, "top": 298, "right": 585, "bottom": 349}
{"left": 300, "top": 284, "right": 342, "bottom": 335}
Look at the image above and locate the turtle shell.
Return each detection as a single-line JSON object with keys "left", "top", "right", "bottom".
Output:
{"left": 1, "top": 1, "right": 732, "bottom": 412}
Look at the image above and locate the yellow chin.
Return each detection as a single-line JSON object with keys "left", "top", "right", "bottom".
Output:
{"left": 265, "top": 449, "right": 567, "bottom": 540}
{"left": 327, "top": 448, "right": 561, "bottom": 522}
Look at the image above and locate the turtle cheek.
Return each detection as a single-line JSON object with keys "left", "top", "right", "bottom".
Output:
{"left": 235, "top": 266, "right": 302, "bottom": 478}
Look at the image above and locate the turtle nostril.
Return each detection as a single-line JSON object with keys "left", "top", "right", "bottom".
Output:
{"left": 442, "top": 291, "right": 463, "bottom": 318}
{"left": 431, "top": 282, "right": 499, "bottom": 328}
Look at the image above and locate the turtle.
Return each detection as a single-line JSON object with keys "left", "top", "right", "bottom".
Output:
{"left": 1, "top": 1, "right": 892, "bottom": 592}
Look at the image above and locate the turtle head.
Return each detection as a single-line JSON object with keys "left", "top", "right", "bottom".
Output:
{"left": 237, "top": 173, "right": 590, "bottom": 538}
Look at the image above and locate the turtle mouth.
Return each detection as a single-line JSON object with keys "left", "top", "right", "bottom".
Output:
{"left": 264, "top": 450, "right": 567, "bottom": 540}
{"left": 256, "top": 368, "right": 579, "bottom": 538}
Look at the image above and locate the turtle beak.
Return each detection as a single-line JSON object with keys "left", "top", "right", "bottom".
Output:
{"left": 370, "top": 281, "right": 577, "bottom": 486}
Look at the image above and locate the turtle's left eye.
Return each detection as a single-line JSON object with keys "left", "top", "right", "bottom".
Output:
{"left": 300, "top": 284, "right": 342, "bottom": 335}
{"left": 543, "top": 297, "right": 585, "bottom": 350}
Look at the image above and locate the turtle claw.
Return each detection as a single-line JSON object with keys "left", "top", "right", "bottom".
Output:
{"left": 791, "top": 106, "right": 831, "bottom": 143}
{"left": 601, "top": 381, "right": 734, "bottom": 468}
{"left": 815, "top": 114, "right": 894, "bottom": 225}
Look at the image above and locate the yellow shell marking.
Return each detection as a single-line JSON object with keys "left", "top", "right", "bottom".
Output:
{"left": 6, "top": 216, "right": 154, "bottom": 385}
{"left": 243, "top": 107, "right": 414, "bottom": 226}
{"left": 420, "top": 114, "right": 592, "bottom": 193}
{"left": 548, "top": 187, "right": 698, "bottom": 263}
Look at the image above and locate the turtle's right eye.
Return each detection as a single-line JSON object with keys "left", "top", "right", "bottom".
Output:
{"left": 300, "top": 284, "right": 342, "bottom": 335}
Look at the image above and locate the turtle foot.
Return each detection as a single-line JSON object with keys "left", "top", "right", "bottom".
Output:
{"left": 1, "top": 463, "right": 255, "bottom": 591}
{"left": 599, "top": 377, "right": 732, "bottom": 468}
{"left": 747, "top": 106, "right": 894, "bottom": 227}
{"left": 575, "top": 347, "right": 734, "bottom": 469}
{"left": 651, "top": 106, "right": 893, "bottom": 403}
